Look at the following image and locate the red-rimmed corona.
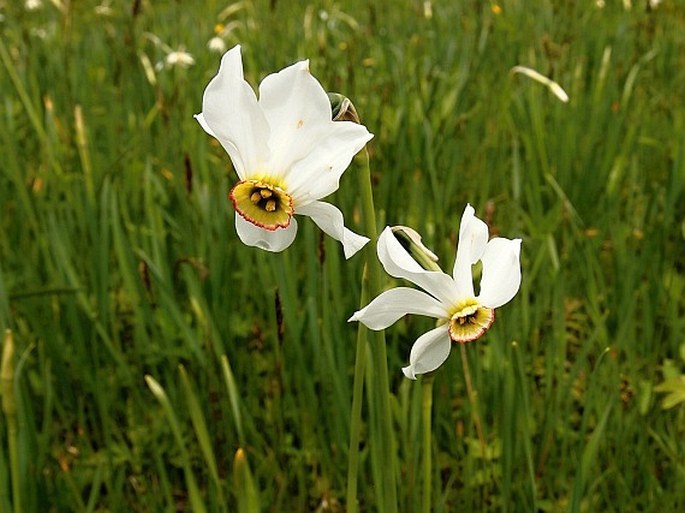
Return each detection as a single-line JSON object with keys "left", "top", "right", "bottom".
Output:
{"left": 349, "top": 204, "right": 522, "bottom": 379}
{"left": 229, "top": 179, "right": 294, "bottom": 231}
{"left": 447, "top": 298, "right": 495, "bottom": 343}
{"left": 195, "top": 45, "right": 373, "bottom": 258}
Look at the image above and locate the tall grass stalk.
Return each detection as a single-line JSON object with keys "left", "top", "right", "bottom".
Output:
{"left": 178, "top": 364, "right": 227, "bottom": 509}
{"left": 144, "top": 375, "right": 207, "bottom": 513}
{"left": 421, "top": 373, "right": 435, "bottom": 513}
{"left": 233, "top": 448, "right": 260, "bottom": 513}
{"left": 1, "top": 330, "right": 19, "bottom": 513}
{"left": 459, "top": 344, "right": 487, "bottom": 455}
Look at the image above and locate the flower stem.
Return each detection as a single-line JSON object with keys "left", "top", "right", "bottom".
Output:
{"left": 347, "top": 148, "right": 398, "bottom": 513}
{"left": 421, "top": 373, "right": 435, "bottom": 513}
{"left": 345, "top": 267, "right": 369, "bottom": 513}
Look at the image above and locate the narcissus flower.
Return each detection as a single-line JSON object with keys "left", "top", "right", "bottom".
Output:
{"left": 349, "top": 205, "right": 522, "bottom": 379}
{"left": 195, "top": 45, "right": 373, "bottom": 258}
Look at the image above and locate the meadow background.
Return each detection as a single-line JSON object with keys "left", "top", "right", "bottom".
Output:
{"left": 1, "top": 0, "right": 684, "bottom": 511}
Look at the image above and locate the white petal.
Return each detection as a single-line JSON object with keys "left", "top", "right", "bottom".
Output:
{"left": 257, "top": 60, "right": 372, "bottom": 202}
{"left": 194, "top": 112, "right": 216, "bottom": 137}
{"left": 200, "top": 45, "right": 270, "bottom": 179}
{"left": 349, "top": 288, "right": 449, "bottom": 330}
{"left": 234, "top": 214, "right": 298, "bottom": 252}
{"left": 401, "top": 324, "right": 451, "bottom": 380}
{"left": 258, "top": 60, "right": 331, "bottom": 175}
{"left": 452, "top": 204, "right": 489, "bottom": 297}
{"left": 286, "top": 121, "right": 372, "bottom": 204}
{"left": 377, "top": 227, "right": 458, "bottom": 305}
{"left": 297, "top": 201, "right": 368, "bottom": 259}
{"left": 477, "top": 238, "right": 522, "bottom": 308}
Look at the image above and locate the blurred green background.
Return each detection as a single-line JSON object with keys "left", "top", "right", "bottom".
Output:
{"left": 0, "top": 0, "right": 683, "bottom": 511}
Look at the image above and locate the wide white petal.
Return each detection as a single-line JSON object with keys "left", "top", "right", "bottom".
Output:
{"left": 258, "top": 61, "right": 372, "bottom": 203}
{"left": 200, "top": 45, "right": 270, "bottom": 179}
{"left": 258, "top": 60, "right": 332, "bottom": 177}
{"left": 377, "top": 227, "right": 459, "bottom": 305}
{"left": 452, "top": 204, "right": 489, "bottom": 297}
{"left": 297, "top": 201, "right": 368, "bottom": 259}
{"left": 234, "top": 214, "right": 298, "bottom": 253}
{"left": 349, "top": 288, "right": 449, "bottom": 330}
{"left": 401, "top": 324, "right": 451, "bottom": 380}
{"left": 286, "top": 121, "right": 372, "bottom": 205}
{"left": 477, "top": 237, "right": 522, "bottom": 308}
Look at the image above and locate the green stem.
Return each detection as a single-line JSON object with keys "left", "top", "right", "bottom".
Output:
{"left": 358, "top": 149, "right": 398, "bottom": 513}
{"left": 421, "top": 373, "right": 435, "bottom": 513}
{"left": 346, "top": 148, "right": 398, "bottom": 512}
{"left": 345, "top": 268, "right": 369, "bottom": 513}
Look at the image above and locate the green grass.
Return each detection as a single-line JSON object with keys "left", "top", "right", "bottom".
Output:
{"left": 1, "top": 0, "right": 684, "bottom": 511}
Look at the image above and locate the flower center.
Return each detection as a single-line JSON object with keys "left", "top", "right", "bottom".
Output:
{"left": 447, "top": 298, "right": 495, "bottom": 343}
{"left": 229, "top": 179, "right": 294, "bottom": 231}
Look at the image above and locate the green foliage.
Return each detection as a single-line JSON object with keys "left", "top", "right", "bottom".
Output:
{"left": 0, "top": 0, "right": 683, "bottom": 511}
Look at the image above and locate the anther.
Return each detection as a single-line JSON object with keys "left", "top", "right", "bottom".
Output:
{"left": 250, "top": 191, "right": 262, "bottom": 204}
{"left": 265, "top": 199, "right": 277, "bottom": 212}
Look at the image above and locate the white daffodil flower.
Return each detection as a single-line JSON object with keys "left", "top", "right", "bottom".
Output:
{"left": 195, "top": 45, "right": 373, "bottom": 258}
{"left": 349, "top": 204, "right": 522, "bottom": 379}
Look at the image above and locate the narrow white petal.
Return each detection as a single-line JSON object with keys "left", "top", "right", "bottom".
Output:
{"left": 377, "top": 227, "right": 458, "bottom": 305}
{"left": 297, "top": 201, "right": 368, "bottom": 259}
{"left": 234, "top": 214, "right": 298, "bottom": 253}
{"left": 401, "top": 324, "right": 451, "bottom": 380}
{"left": 200, "top": 45, "right": 270, "bottom": 179}
{"left": 349, "top": 288, "right": 448, "bottom": 330}
{"left": 452, "top": 204, "right": 489, "bottom": 297}
{"left": 477, "top": 238, "right": 522, "bottom": 309}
